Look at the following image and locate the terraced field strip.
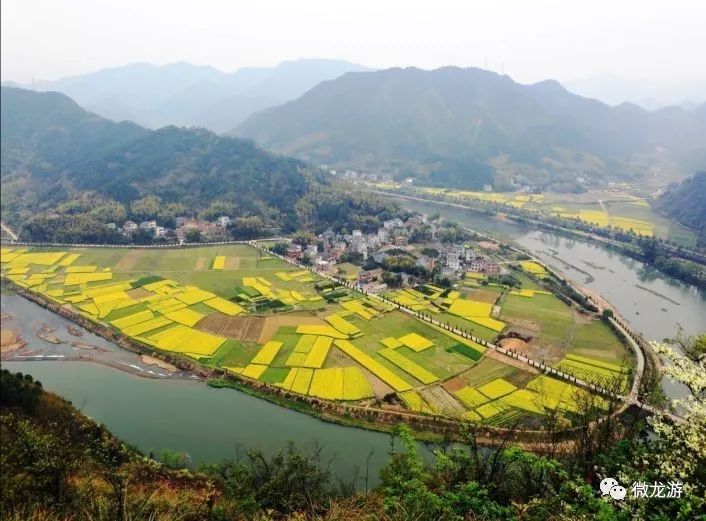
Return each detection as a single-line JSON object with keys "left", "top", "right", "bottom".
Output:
{"left": 302, "top": 336, "right": 333, "bottom": 368}
{"left": 334, "top": 340, "right": 412, "bottom": 392}
{"left": 399, "top": 390, "right": 437, "bottom": 414}
{"left": 324, "top": 314, "right": 361, "bottom": 336}
{"left": 250, "top": 341, "right": 283, "bottom": 365}
{"left": 378, "top": 348, "right": 438, "bottom": 384}
{"left": 397, "top": 333, "right": 433, "bottom": 352}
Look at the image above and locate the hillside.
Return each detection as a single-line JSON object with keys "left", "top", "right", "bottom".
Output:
{"left": 0, "top": 87, "right": 399, "bottom": 241}
{"left": 233, "top": 67, "right": 706, "bottom": 191}
{"left": 655, "top": 171, "right": 706, "bottom": 245}
{"left": 7, "top": 59, "right": 369, "bottom": 132}
{"left": 0, "top": 86, "right": 147, "bottom": 173}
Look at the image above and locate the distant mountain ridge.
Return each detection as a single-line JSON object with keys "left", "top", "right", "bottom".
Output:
{"left": 233, "top": 66, "right": 706, "bottom": 190}
{"left": 6, "top": 59, "right": 369, "bottom": 132}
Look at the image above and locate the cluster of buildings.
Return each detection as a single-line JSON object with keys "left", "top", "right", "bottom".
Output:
{"left": 110, "top": 215, "right": 232, "bottom": 242}
{"left": 283, "top": 214, "right": 504, "bottom": 293}
{"left": 285, "top": 216, "right": 430, "bottom": 265}
{"left": 436, "top": 244, "right": 501, "bottom": 279}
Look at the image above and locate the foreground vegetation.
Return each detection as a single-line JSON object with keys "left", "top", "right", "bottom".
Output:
{"left": 1, "top": 330, "right": 703, "bottom": 520}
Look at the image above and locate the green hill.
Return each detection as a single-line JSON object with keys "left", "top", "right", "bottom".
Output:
{"left": 656, "top": 171, "right": 706, "bottom": 245}
{"left": 233, "top": 67, "right": 706, "bottom": 191}
{"left": 1, "top": 87, "right": 399, "bottom": 241}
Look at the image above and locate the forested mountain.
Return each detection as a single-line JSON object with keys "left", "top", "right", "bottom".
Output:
{"left": 655, "top": 171, "right": 706, "bottom": 245}
{"left": 0, "top": 86, "right": 147, "bottom": 172}
{"left": 6, "top": 59, "right": 369, "bottom": 132}
{"left": 234, "top": 67, "right": 706, "bottom": 191}
{"left": 1, "top": 87, "right": 398, "bottom": 241}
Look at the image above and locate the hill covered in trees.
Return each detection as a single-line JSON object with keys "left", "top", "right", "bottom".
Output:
{"left": 656, "top": 171, "right": 706, "bottom": 246}
{"left": 0, "top": 87, "right": 398, "bottom": 242}
{"left": 234, "top": 67, "right": 706, "bottom": 191}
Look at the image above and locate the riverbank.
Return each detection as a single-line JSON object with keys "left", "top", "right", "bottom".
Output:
{"left": 369, "top": 189, "right": 706, "bottom": 289}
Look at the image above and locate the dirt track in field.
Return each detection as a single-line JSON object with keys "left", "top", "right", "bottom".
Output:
{"left": 115, "top": 250, "right": 144, "bottom": 270}
{"left": 467, "top": 288, "right": 500, "bottom": 304}
{"left": 224, "top": 257, "right": 240, "bottom": 269}
{"left": 194, "top": 258, "right": 206, "bottom": 271}
{"left": 126, "top": 287, "right": 152, "bottom": 299}
{"left": 196, "top": 314, "right": 265, "bottom": 342}
{"left": 441, "top": 376, "right": 466, "bottom": 393}
{"left": 257, "top": 313, "right": 327, "bottom": 343}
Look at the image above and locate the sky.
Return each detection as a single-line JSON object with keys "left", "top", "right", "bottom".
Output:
{"left": 2, "top": 0, "right": 706, "bottom": 86}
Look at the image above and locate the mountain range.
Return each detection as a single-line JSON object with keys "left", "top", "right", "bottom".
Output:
{"left": 233, "top": 67, "right": 706, "bottom": 190}
{"left": 1, "top": 86, "right": 401, "bottom": 242}
{"left": 0, "top": 86, "right": 310, "bottom": 229}
{"left": 5, "top": 59, "right": 368, "bottom": 132}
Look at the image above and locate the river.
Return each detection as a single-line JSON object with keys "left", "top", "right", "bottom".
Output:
{"left": 399, "top": 198, "right": 706, "bottom": 339}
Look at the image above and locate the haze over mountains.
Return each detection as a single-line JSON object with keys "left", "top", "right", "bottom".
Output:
{"left": 5, "top": 59, "right": 368, "bottom": 132}
{"left": 564, "top": 74, "right": 706, "bottom": 111}
{"left": 234, "top": 67, "right": 706, "bottom": 190}
{"left": 4, "top": 61, "right": 706, "bottom": 194}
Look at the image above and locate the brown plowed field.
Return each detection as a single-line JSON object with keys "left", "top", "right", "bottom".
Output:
{"left": 196, "top": 313, "right": 265, "bottom": 342}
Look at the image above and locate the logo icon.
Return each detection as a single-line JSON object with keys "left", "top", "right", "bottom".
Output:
{"left": 600, "top": 477, "right": 626, "bottom": 500}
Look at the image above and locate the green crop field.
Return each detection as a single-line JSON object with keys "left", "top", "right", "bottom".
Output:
{"left": 1, "top": 243, "right": 631, "bottom": 429}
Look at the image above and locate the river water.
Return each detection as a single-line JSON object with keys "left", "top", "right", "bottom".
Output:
{"left": 2, "top": 199, "right": 704, "bottom": 482}
{"left": 399, "top": 198, "right": 706, "bottom": 338}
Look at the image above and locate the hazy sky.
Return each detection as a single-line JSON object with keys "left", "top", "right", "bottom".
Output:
{"left": 2, "top": 0, "right": 705, "bottom": 84}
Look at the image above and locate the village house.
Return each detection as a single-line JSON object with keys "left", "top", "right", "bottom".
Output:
{"left": 286, "top": 243, "right": 303, "bottom": 259}
{"left": 154, "top": 226, "right": 166, "bottom": 237}
{"left": 217, "top": 215, "right": 231, "bottom": 228}
{"left": 383, "top": 218, "right": 404, "bottom": 230}
{"left": 361, "top": 281, "right": 388, "bottom": 294}
{"left": 468, "top": 259, "right": 485, "bottom": 272}
{"left": 357, "top": 268, "right": 382, "bottom": 285}
{"left": 450, "top": 244, "right": 465, "bottom": 258}
{"left": 122, "top": 220, "right": 137, "bottom": 232}
{"left": 482, "top": 259, "right": 500, "bottom": 274}
{"left": 305, "top": 244, "right": 319, "bottom": 257}
{"left": 139, "top": 220, "right": 157, "bottom": 230}
{"left": 377, "top": 227, "right": 390, "bottom": 243}
{"left": 175, "top": 216, "right": 187, "bottom": 227}
{"left": 446, "top": 257, "right": 461, "bottom": 271}
{"left": 441, "top": 266, "right": 459, "bottom": 278}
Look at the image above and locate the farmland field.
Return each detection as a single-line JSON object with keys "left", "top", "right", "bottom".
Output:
{"left": 375, "top": 183, "right": 697, "bottom": 246}
{"left": 1, "top": 243, "right": 632, "bottom": 429}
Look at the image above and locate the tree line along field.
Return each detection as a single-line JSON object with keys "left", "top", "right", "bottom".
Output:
{"left": 1, "top": 244, "right": 632, "bottom": 429}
